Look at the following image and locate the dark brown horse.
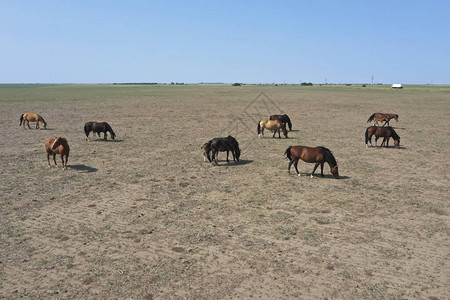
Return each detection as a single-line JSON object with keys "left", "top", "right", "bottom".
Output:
{"left": 84, "top": 122, "right": 116, "bottom": 141}
{"left": 45, "top": 137, "right": 70, "bottom": 170}
{"left": 269, "top": 114, "right": 292, "bottom": 131}
{"left": 205, "top": 136, "right": 241, "bottom": 165}
{"left": 367, "top": 113, "right": 398, "bottom": 126}
{"left": 365, "top": 126, "right": 400, "bottom": 148}
{"left": 285, "top": 146, "right": 339, "bottom": 178}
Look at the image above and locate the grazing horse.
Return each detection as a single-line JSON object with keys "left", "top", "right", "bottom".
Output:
{"left": 365, "top": 126, "right": 400, "bottom": 148}
{"left": 285, "top": 146, "right": 339, "bottom": 178}
{"left": 84, "top": 122, "right": 116, "bottom": 141}
{"left": 205, "top": 136, "right": 241, "bottom": 165}
{"left": 367, "top": 113, "right": 398, "bottom": 126}
{"left": 45, "top": 137, "right": 70, "bottom": 170}
{"left": 257, "top": 119, "right": 288, "bottom": 138}
{"left": 269, "top": 114, "right": 292, "bottom": 131}
{"left": 19, "top": 113, "right": 47, "bottom": 129}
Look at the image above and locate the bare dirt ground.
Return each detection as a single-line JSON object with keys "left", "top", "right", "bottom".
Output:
{"left": 0, "top": 84, "right": 449, "bottom": 299}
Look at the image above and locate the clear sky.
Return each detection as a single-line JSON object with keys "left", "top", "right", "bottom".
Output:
{"left": 1, "top": 0, "right": 449, "bottom": 84}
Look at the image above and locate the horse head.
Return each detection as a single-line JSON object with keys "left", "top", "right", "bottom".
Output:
{"left": 52, "top": 137, "right": 63, "bottom": 150}
{"left": 281, "top": 123, "right": 288, "bottom": 138}
{"left": 394, "top": 138, "right": 400, "bottom": 148}
{"left": 331, "top": 165, "right": 340, "bottom": 178}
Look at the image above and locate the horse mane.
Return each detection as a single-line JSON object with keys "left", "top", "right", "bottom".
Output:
{"left": 390, "top": 127, "right": 400, "bottom": 140}
{"left": 105, "top": 122, "right": 115, "bottom": 136}
{"left": 318, "top": 146, "right": 337, "bottom": 166}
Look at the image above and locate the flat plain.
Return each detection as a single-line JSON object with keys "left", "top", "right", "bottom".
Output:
{"left": 0, "top": 84, "right": 449, "bottom": 299}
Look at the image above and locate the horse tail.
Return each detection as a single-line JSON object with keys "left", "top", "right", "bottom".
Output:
{"left": 19, "top": 114, "right": 24, "bottom": 126}
{"left": 257, "top": 121, "right": 261, "bottom": 135}
{"left": 84, "top": 123, "right": 91, "bottom": 137}
{"left": 205, "top": 141, "right": 213, "bottom": 162}
{"left": 365, "top": 127, "right": 369, "bottom": 145}
{"left": 284, "top": 146, "right": 292, "bottom": 161}
{"left": 367, "top": 113, "right": 375, "bottom": 123}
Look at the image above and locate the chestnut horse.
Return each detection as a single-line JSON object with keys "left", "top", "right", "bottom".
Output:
{"left": 257, "top": 119, "right": 288, "bottom": 138}
{"left": 365, "top": 126, "right": 400, "bottom": 148}
{"left": 269, "top": 114, "right": 292, "bottom": 131}
{"left": 45, "top": 137, "right": 70, "bottom": 170}
{"left": 367, "top": 113, "right": 398, "bottom": 126}
{"left": 285, "top": 146, "right": 339, "bottom": 178}
{"left": 19, "top": 113, "right": 47, "bottom": 129}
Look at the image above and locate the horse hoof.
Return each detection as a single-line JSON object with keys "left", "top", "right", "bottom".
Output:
{"left": 297, "top": 174, "right": 301, "bottom": 177}
{"left": 310, "top": 175, "right": 314, "bottom": 178}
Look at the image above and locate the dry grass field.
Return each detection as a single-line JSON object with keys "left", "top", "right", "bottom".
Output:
{"left": 0, "top": 84, "right": 449, "bottom": 299}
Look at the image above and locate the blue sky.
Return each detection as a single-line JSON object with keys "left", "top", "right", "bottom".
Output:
{"left": 1, "top": 0, "right": 449, "bottom": 84}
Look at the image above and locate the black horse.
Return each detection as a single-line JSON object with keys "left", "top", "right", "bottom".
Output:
{"left": 269, "top": 114, "right": 292, "bottom": 131}
{"left": 84, "top": 122, "right": 116, "bottom": 141}
{"left": 206, "top": 136, "right": 240, "bottom": 165}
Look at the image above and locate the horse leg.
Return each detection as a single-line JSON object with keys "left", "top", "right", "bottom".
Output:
{"left": 104, "top": 131, "right": 107, "bottom": 140}
{"left": 294, "top": 160, "right": 300, "bottom": 177}
{"left": 288, "top": 160, "right": 294, "bottom": 174}
{"left": 311, "top": 163, "right": 320, "bottom": 178}
{"left": 64, "top": 154, "right": 69, "bottom": 170}
{"left": 27, "top": 120, "right": 31, "bottom": 129}
{"left": 226, "top": 151, "right": 230, "bottom": 163}
{"left": 278, "top": 129, "right": 281, "bottom": 138}
{"left": 381, "top": 137, "right": 387, "bottom": 147}
{"left": 320, "top": 163, "right": 325, "bottom": 177}
{"left": 47, "top": 152, "right": 51, "bottom": 167}
{"left": 375, "top": 137, "right": 379, "bottom": 147}
{"left": 272, "top": 130, "right": 276, "bottom": 138}
{"left": 53, "top": 153, "right": 57, "bottom": 166}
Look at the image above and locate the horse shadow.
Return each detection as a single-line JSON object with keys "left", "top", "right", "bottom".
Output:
{"left": 90, "top": 139, "right": 124, "bottom": 143}
{"left": 296, "top": 173, "right": 351, "bottom": 180}
{"left": 214, "top": 159, "right": 253, "bottom": 167}
{"left": 69, "top": 164, "right": 98, "bottom": 173}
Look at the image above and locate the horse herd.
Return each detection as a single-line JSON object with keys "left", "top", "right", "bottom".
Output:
{"left": 20, "top": 111, "right": 400, "bottom": 177}
{"left": 20, "top": 113, "right": 116, "bottom": 170}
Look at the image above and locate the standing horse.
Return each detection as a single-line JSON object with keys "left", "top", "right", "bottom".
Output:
{"left": 205, "top": 136, "right": 241, "bottom": 165}
{"left": 45, "top": 137, "right": 70, "bottom": 170}
{"left": 367, "top": 113, "right": 398, "bottom": 126}
{"left": 84, "top": 122, "right": 116, "bottom": 141}
{"left": 257, "top": 119, "right": 288, "bottom": 138}
{"left": 269, "top": 114, "right": 292, "bottom": 131}
{"left": 365, "top": 126, "right": 400, "bottom": 148}
{"left": 19, "top": 113, "right": 47, "bottom": 129}
{"left": 285, "top": 146, "right": 339, "bottom": 178}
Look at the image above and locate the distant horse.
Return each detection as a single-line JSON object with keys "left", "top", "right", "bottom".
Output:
{"left": 205, "top": 136, "right": 241, "bottom": 165}
{"left": 367, "top": 113, "right": 398, "bottom": 126}
{"left": 365, "top": 126, "right": 400, "bottom": 148}
{"left": 285, "top": 146, "right": 339, "bottom": 178}
{"left": 19, "top": 113, "right": 47, "bottom": 129}
{"left": 45, "top": 137, "right": 70, "bottom": 170}
{"left": 269, "top": 114, "right": 292, "bottom": 131}
{"left": 257, "top": 119, "right": 288, "bottom": 138}
{"left": 84, "top": 122, "right": 116, "bottom": 141}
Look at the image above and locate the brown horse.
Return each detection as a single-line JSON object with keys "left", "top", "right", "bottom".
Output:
{"left": 367, "top": 113, "right": 398, "bottom": 126}
{"left": 257, "top": 119, "right": 288, "bottom": 138}
{"left": 365, "top": 126, "right": 400, "bottom": 148}
{"left": 285, "top": 146, "right": 339, "bottom": 178}
{"left": 20, "top": 113, "right": 47, "bottom": 129}
{"left": 45, "top": 137, "right": 70, "bottom": 170}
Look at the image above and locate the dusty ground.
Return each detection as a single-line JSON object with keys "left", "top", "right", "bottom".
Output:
{"left": 0, "top": 84, "right": 449, "bottom": 299}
